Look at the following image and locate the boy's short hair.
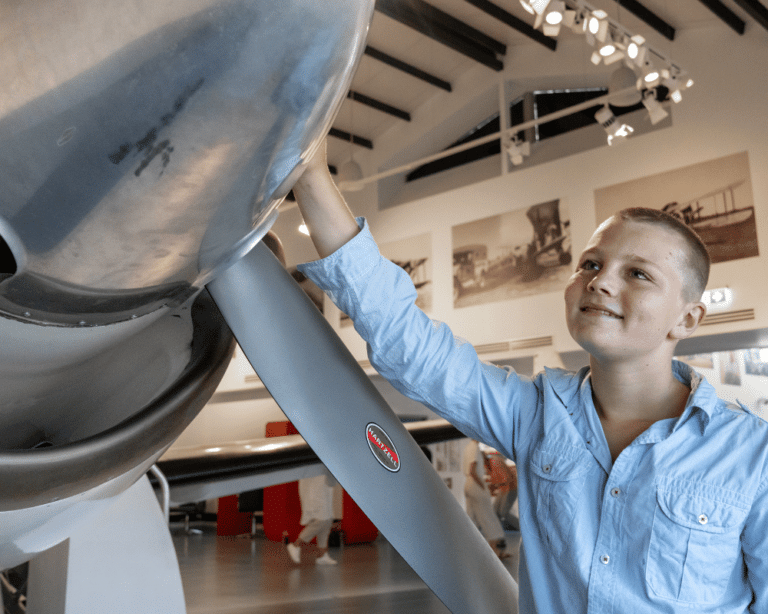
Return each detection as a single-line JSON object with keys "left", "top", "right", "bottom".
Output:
{"left": 615, "top": 207, "right": 710, "bottom": 302}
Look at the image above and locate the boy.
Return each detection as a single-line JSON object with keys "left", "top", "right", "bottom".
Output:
{"left": 291, "top": 142, "right": 768, "bottom": 613}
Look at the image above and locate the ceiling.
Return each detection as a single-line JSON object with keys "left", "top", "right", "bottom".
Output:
{"left": 324, "top": 0, "right": 768, "bottom": 171}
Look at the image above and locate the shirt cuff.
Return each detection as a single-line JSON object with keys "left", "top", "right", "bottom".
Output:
{"left": 297, "top": 217, "right": 382, "bottom": 293}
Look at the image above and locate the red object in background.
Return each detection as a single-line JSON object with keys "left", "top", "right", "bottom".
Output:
{"left": 263, "top": 421, "right": 303, "bottom": 543}
{"left": 216, "top": 494, "right": 253, "bottom": 536}
{"left": 263, "top": 420, "right": 378, "bottom": 544}
{"left": 341, "top": 491, "right": 379, "bottom": 544}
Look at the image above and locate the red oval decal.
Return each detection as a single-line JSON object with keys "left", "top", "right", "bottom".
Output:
{"left": 366, "top": 423, "right": 400, "bottom": 472}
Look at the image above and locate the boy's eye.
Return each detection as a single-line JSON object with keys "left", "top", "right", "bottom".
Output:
{"left": 630, "top": 268, "right": 649, "bottom": 280}
{"left": 580, "top": 259, "right": 599, "bottom": 271}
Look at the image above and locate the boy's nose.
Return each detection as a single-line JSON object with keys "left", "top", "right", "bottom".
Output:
{"left": 587, "top": 270, "right": 616, "bottom": 295}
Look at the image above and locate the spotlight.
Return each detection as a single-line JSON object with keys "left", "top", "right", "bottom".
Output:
{"left": 641, "top": 89, "right": 669, "bottom": 124}
{"left": 521, "top": 0, "right": 551, "bottom": 16}
{"left": 643, "top": 69, "right": 660, "bottom": 85}
{"left": 505, "top": 135, "right": 531, "bottom": 166}
{"left": 564, "top": 8, "right": 588, "bottom": 32}
{"left": 545, "top": 0, "right": 565, "bottom": 24}
{"left": 541, "top": 0, "right": 566, "bottom": 35}
{"left": 626, "top": 38, "right": 648, "bottom": 69}
{"left": 595, "top": 106, "right": 634, "bottom": 145}
{"left": 663, "top": 68, "right": 692, "bottom": 103}
{"left": 638, "top": 58, "right": 660, "bottom": 87}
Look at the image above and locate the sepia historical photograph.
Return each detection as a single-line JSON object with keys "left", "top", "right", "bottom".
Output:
{"left": 594, "top": 151, "right": 758, "bottom": 264}
{"left": 452, "top": 200, "right": 572, "bottom": 309}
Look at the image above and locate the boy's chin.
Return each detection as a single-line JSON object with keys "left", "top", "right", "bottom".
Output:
{"left": 572, "top": 334, "right": 632, "bottom": 363}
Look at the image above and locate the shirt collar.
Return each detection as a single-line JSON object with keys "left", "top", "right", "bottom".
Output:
{"left": 546, "top": 361, "right": 718, "bottom": 435}
{"left": 671, "top": 359, "right": 718, "bottom": 433}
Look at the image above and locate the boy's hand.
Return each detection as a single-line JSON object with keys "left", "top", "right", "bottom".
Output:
{"left": 302, "top": 139, "right": 330, "bottom": 179}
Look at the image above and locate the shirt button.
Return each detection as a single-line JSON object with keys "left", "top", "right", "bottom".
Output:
{"left": 542, "top": 464, "right": 552, "bottom": 473}
{"left": 601, "top": 554, "right": 610, "bottom": 565}
{"left": 610, "top": 488, "right": 621, "bottom": 498}
{"left": 698, "top": 514, "right": 708, "bottom": 525}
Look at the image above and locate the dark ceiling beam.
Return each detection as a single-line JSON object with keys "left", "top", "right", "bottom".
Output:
{"left": 364, "top": 46, "right": 453, "bottom": 92}
{"left": 348, "top": 90, "right": 411, "bottom": 121}
{"left": 328, "top": 127, "right": 374, "bottom": 149}
{"left": 731, "top": 0, "right": 768, "bottom": 31}
{"left": 462, "top": 0, "right": 557, "bottom": 51}
{"left": 692, "top": 0, "right": 746, "bottom": 33}
{"left": 375, "top": 0, "right": 505, "bottom": 71}
{"left": 614, "top": 0, "right": 676, "bottom": 40}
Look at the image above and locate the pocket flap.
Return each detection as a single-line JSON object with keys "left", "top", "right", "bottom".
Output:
{"left": 530, "top": 441, "right": 591, "bottom": 482}
{"left": 656, "top": 487, "right": 748, "bottom": 534}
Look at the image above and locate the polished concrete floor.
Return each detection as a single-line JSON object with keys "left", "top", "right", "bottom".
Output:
{"left": 172, "top": 521, "right": 520, "bottom": 614}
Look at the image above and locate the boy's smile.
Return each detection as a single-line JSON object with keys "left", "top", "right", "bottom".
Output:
{"left": 564, "top": 217, "right": 696, "bottom": 363}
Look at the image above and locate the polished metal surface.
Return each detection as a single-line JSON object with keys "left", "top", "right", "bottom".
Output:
{"left": 0, "top": 292, "right": 234, "bottom": 510}
{"left": 0, "top": 0, "right": 373, "bottom": 325}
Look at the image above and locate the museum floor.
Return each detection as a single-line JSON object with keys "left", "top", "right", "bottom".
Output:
{"left": 172, "top": 521, "right": 521, "bottom": 614}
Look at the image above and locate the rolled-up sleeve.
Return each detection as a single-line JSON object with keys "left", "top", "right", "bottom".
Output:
{"left": 298, "top": 218, "right": 537, "bottom": 459}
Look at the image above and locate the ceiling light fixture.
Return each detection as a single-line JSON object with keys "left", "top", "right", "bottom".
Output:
{"left": 518, "top": 0, "right": 692, "bottom": 132}
{"left": 504, "top": 135, "right": 531, "bottom": 166}
{"left": 641, "top": 89, "right": 669, "bottom": 124}
{"left": 595, "top": 105, "right": 634, "bottom": 145}
{"left": 520, "top": 0, "right": 552, "bottom": 16}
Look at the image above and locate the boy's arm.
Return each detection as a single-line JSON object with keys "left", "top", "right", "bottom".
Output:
{"left": 743, "top": 479, "right": 768, "bottom": 610}
{"left": 292, "top": 156, "right": 537, "bottom": 459}
{"left": 292, "top": 140, "right": 360, "bottom": 259}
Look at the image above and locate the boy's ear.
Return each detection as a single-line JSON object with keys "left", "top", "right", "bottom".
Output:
{"left": 669, "top": 301, "right": 707, "bottom": 340}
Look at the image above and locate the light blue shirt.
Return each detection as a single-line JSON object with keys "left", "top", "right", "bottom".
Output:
{"left": 299, "top": 219, "right": 768, "bottom": 613}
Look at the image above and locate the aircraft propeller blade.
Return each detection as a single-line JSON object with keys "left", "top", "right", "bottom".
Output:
{"left": 207, "top": 241, "right": 518, "bottom": 614}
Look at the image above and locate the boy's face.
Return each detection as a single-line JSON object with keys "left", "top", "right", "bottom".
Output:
{"left": 564, "top": 217, "right": 696, "bottom": 363}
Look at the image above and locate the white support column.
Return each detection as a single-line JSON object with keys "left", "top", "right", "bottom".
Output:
{"left": 26, "top": 475, "right": 185, "bottom": 614}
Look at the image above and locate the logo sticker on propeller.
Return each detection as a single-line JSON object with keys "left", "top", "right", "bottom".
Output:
{"left": 366, "top": 423, "right": 400, "bottom": 472}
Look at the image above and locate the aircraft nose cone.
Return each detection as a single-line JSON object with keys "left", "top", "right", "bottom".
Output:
{"left": 0, "top": 0, "right": 374, "bottom": 326}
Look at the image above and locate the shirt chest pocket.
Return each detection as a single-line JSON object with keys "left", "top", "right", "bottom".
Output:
{"left": 528, "top": 443, "right": 591, "bottom": 556}
{"left": 646, "top": 485, "right": 749, "bottom": 605}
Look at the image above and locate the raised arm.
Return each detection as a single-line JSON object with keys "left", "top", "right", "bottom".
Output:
{"left": 292, "top": 140, "right": 360, "bottom": 258}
